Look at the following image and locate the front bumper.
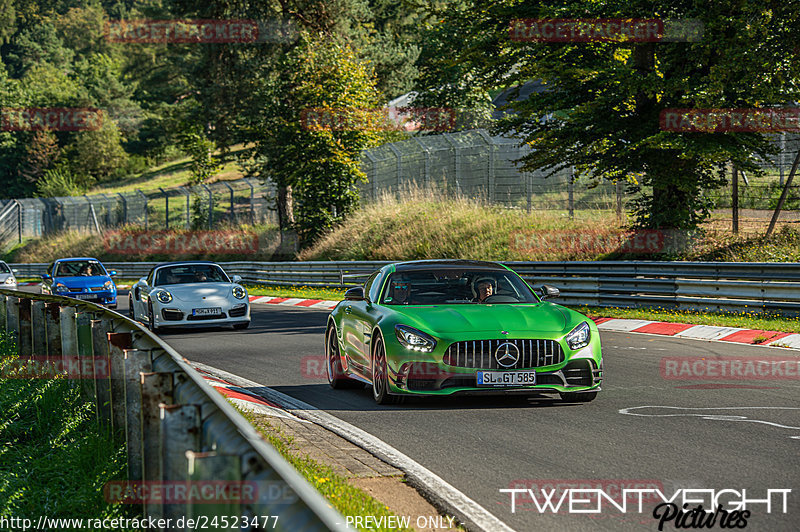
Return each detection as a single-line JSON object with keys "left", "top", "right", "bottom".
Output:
{"left": 381, "top": 333, "right": 603, "bottom": 396}
{"left": 391, "top": 358, "right": 603, "bottom": 395}
{"left": 153, "top": 302, "right": 250, "bottom": 328}
{"left": 59, "top": 290, "right": 117, "bottom": 306}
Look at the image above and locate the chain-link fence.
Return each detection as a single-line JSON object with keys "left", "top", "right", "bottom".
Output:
{"left": 359, "top": 130, "right": 800, "bottom": 220}
{"left": 0, "top": 179, "right": 277, "bottom": 251}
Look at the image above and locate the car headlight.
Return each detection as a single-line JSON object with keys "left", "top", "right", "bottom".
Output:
{"left": 4, "top": 277, "right": 15, "bottom": 285}
{"left": 104, "top": 280, "right": 114, "bottom": 290}
{"left": 55, "top": 283, "right": 68, "bottom": 292}
{"left": 157, "top": 290, "right": 172, "bottom": 303}
{"left": 566, "top": 321, "right": 591, "bottom": 350}
{"left": 395, "top": 325, "right": 437, "bottom": 353}
{"left": 232, "top": 286, "right": 247, "bottom": 299}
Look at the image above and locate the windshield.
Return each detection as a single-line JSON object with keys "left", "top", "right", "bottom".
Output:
{"left": 154, "top": 264, "right": 229, "bottom": 286}
{"left": 55, "top": 260, "right": 105, "bottom": 277}
{"left": 380, "top": 269, "right": 539, "bottom": 305}
{"left": 0, "top": 263, "right": 9, "bottom": 274}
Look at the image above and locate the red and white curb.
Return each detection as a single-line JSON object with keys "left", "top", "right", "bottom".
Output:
{"left": 593, "top": 317, "right": 800, "bottom": 350}
{"left": 194, "top": 368, "right": 309, "bottom": 422}
{"left": 248, "top": 295, "right": 338, "bottom": 310}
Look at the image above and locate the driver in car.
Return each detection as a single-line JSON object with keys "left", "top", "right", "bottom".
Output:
{"left": 472, "top": 277, "right": 496, "bottom": 303}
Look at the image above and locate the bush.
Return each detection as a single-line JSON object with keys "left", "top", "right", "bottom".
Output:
{"left": 35, "top": 168, "right": 88, "bottom": 197}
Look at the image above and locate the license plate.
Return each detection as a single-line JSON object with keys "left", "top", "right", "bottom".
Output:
{"left": 477, "top": 370, "right": 536, "bottom": 387}
{"left": 73, "top": 294, "right": 95, "bottom": 300}
{"left": 192, "top": 307, "right": 222, "bottom": 316}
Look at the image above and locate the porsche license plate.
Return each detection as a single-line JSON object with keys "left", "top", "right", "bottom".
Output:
{"left": 477, "top": 370, "right": 536, "bottom": 387}
{"left": 192, "top": 307, "right": 221, "bottom": 316}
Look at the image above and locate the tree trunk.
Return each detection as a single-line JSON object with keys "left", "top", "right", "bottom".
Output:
{"left": 276, "top": 184, "right": 295, "bottom": 251}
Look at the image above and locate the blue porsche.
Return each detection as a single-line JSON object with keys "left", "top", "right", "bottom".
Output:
{"left": 41, "top": 258, "right": 118, "bottom": 308}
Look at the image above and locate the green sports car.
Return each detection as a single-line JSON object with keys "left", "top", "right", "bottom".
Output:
{"left": 326, "top": 260, "right": 603, "bottom": 404}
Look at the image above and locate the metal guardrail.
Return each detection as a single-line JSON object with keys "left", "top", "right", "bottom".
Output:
{"left": 11, "top": 260, "right": 800, "bottom": 314}
{"left": 0, "top": 289, "right": 346, "bottom": 531}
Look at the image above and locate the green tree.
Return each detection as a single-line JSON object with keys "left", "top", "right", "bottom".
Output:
{"left": 424, "top": 0, "right": 800, "bottom": 229}
{"left": 63, "top": 119, "right": 128, "bottom": 184}
{"left": 245, "top": 35, "right": 388, "bottom": 245}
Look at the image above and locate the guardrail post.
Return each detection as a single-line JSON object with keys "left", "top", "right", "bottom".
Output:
{"left": 107, "top": 332, "right": 133, "bottom": 439}
{"left": 76, "top": 311, "right": 94, "bottom": 396}
{"left": 140, "top": 372, "right": 175, "bottom": 519}
{"left": 45, "top": 302, "right": 62, "bottom": 367}
{"left": 31, "top": 300, "right": 46, "bottom": 357}
{"left": 92, "top": 319, "right": 113, "bottom": 429}
{"left": 186, "top": 452, "right": 242, "bottom": 529}
{"left": 123, "top": 349, "right": 156, "bottom": 484}
{"left": 18, "top": 298, "right": 32, "bottom": 357}
{"left": 160, "top": 403, "right": 201, "bottom": 524}
{"left": 60, "top": 306, "right": 78, "bottom": 385}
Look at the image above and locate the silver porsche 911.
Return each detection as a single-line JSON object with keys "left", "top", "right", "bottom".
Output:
{"left": 129, "top": 261, "right": 250, "bottom": 331}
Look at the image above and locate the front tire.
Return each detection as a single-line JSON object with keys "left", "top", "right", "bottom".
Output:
{"left": 128, "top": 295, "right": 135, "bottom": 320}
{"left": 372, "top": 335, "right": 398, "bottom": 405}
{"left": 559, "top": 391, "right": 598, "bottom": 403}
{"left": 326, "top": 324, "right": 356, "bottom": 389}
{"left": 147, "top": 303, "right": 160, "bottom": 333}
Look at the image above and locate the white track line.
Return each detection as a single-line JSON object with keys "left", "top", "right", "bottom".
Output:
{"left": 192, "top": 361, "right": 516, "bottom": 532}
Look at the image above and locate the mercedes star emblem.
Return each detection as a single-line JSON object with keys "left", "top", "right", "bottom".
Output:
{"left": 495, "top": 342, "right": 520, "bottom": 368}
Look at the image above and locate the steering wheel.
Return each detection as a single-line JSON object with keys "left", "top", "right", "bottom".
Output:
{"left": 482, "top": 294, "right": 520, "bottom": 303}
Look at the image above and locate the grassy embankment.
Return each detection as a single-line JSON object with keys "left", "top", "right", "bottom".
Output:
{"left": 0, "top": 334, "right": 133, "bottom": 526}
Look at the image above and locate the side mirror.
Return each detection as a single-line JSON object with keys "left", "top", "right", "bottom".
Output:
{"left": 231, "top": 275, "right": 242, "bottom": 283}
{"left": 108, "top": 270, "right": 118, "bottom": 277}
{"left": 344, "top": 287, "right": 367, "bottom": 301}
{"left": 12, "top": 269, "right": 18, "bottom": 274}
{"left": 41, "top": 274, "right": 51, "bottom": 280}
{"left": 538, "top": 284, "right": 560, "bottom": 300}
{"left": 138, "top": 277, "right": 148, "bottom": 286}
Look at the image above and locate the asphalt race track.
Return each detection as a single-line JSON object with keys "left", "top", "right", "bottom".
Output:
{"left": 115, "top": 295, "right": 800, "bottom": 531}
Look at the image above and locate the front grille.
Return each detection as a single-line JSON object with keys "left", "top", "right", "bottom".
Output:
{"left": 161, "top": 309, "right": 183, "bottom": 321}
{"left": 90, "top": 286, "right": 105, "bottom": 292}
{"left": 229, "top": 304, "right": 247, "bottom": 317}
{"left": 444, "top": 339, "right": 564, "bottom": 370}
{"left": 68, "top": 288, "right": 82, "bottom": 292}
{"left": 187, "top": 312, "right": 227, "bottom": 321}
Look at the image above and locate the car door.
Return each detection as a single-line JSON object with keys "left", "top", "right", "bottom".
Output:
{"left": 343, "top": 271, "right": 386, "bottom": 379}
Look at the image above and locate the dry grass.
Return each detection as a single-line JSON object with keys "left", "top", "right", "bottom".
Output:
{"left": 299, "top": 187, "right": 624, "bottom": 261}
